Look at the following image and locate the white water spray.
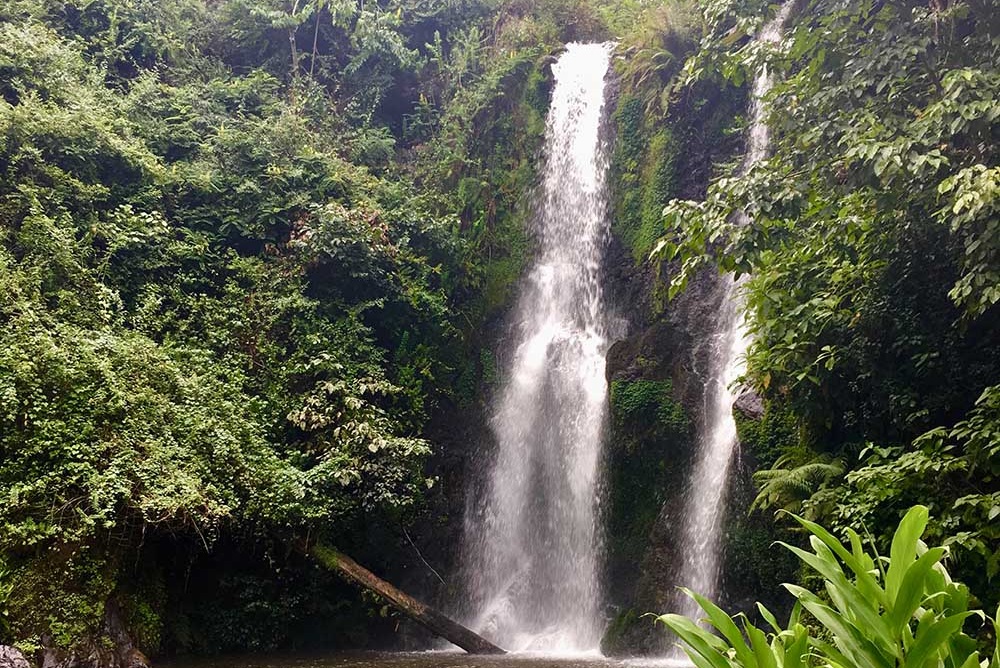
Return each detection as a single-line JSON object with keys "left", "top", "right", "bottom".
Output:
{"left": 671, "top": 3, "right": 795, "bottom": 624}
{"left": 462, "top": 42, "right": 615, "bottom": 653}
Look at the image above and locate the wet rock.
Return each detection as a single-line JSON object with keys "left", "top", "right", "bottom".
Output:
{"left": 120, "top": 650, "right": 148, "bottom": 668}
{"left": 0, "top": 646, "right": 31, "bottom": 668}
{"left": 734, "top": 388, "right": 764, "bottom": 419}
{"left": 38, "top": 646, "right": 65, "bottom": 668}
{"left": 37, "top": 642, "right": 147, "bottom": 668}
{"left": 36, "top": 600, "right": 151, "bottom": 668}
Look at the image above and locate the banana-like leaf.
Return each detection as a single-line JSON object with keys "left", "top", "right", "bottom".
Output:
{"left": 888, "top": 547, "right": 946, "bottom": 635}
{"left": 811, "top": 637, "right": 852, "bottom": 668}
{"left": 661, "top": 508, "right": 997, "bottom": 668}
{"left": 821, "top": 577, "right": 896, "bottom": 657}
{"left": 757, "top": 603, "right": 781, "bottom": 634}
{"left": 780, "top": 625, "right": 810, "bottom": 668}
{"left": 992, "top": 608, "right": 999, "bottom": 668}
{"left": 782, "top": 541, "right": 895, "bottom": 653}
{"left": 746, "top": 622, "right": 778, "bottom": 668}
{"left": 903, "top": 611, "right": 976, "bottom": 668}
{"left": 657, "top": 613, "right": 734, "bottom": 668}
{"left": 683, "top": 588, "right": 757, "bottom": 667}
{"left": 956, "top": 653, "right": 980, "bottom": 668}
{"left": 887, "top": 506, "right": 929, "bottom": 604}
{"left": 785, "top": 584, "right": 894, "bottom": 668}
{"left": 784, "top": 511, "right": 888, "bottom": 608}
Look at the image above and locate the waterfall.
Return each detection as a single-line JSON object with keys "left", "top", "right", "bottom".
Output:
{"left": 671, "top": 3, "right": 794, "bottom": 624}
{"left": 461, "top": 42, "right": 615, "bottom": 653}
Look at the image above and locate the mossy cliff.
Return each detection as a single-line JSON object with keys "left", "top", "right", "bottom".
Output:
{"left": 599, "top": 35, "right": 796, "bottom": 654}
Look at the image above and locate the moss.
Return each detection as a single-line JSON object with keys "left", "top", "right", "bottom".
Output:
{"left": 724, "top": 400, "right": 803, "bottom": 618}
{"left": 609, "top": 96, "right": 680, "bottom": 263}
{"left": 610, "top": 379, "right": 688, "bottom": 439}
{"left": 479, "top": 347, "right": 498, "bottom": 387}
{"left": 599, "top": 607, "right": 640, "bottom": 656}
{"left": 606, "top": 379, "right": 692, "bottom": 580}
{"left": 720, "top": 510, "right": 800, "bottom": 616}
{"left": 636, "top": 130, "right": 677, "bottom": 254}
{"left": 119, "top": 563, "right": 167, "bottom": 655}
{"left": 735, "top": 401, "right": 799, "bottom": 470}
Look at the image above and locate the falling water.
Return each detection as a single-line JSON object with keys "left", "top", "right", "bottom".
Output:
{"left": 462, "top": 42, "right": 615, "bottom": 653}
{"left": 671, "top": 3, "right": 795, "bottom": 624}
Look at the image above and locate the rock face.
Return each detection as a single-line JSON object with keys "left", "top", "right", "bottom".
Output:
{"left": 39, "top": 639, "right": 150, "bottom": 668}
{"left": 0, "top": 646, "right": 31, "bottom": 668}
{"left": 734, "top": 388, "right": 764, "bottom": 419}
{"left": 37, "top": 601, "right": 151, "bottom": 668}
{"left": 601, "top": 259, "right": 732, "bottom": 656}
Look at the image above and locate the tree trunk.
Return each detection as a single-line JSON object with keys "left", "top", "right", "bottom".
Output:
{"left": 311, "top": 544, "right": 506, "bottom": 655}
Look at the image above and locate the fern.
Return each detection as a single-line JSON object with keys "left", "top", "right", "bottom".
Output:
{"left": 751, "top": 453, "right": 844, "bottom": 515}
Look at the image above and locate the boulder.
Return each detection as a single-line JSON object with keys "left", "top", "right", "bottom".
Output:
{"left": 0, "top": 646, "right": 31, "bottom": 668}
{"left": 36, "top": 600, "right": 151, "bottom": 668}
{"left": 37, "top": 643, "right": 147, "bottom": 668}
{"left": 734, "top": 387, "right": 764, "bottom": 420}
{"left": 120, "top": 650, "right": 148, "bottom": 668}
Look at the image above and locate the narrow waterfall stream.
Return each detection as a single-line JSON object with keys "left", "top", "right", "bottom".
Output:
{"left": 462, "top": 42, "right": 615, "bottom": 654}
{"left": 671, "top": 3, "right": 795, "bottom": 624}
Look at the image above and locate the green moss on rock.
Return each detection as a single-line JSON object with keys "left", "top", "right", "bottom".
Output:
{"left": 610, "top": 97, "right": 680, "bottom": 263}
{"left": 735, "top": 401, "right": 800, "bottom": 470}
{"left": 605, "top": 378, "right": 693, "bottom": 608}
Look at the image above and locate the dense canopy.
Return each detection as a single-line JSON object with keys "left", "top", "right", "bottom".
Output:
{"left": 0, "top": 0, "right": 996, "bottom": 663}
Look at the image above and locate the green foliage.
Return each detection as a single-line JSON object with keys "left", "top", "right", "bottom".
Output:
{"left": 752, "top": 455, "right": 845, "bottom": 519}
{"left": 939, "top": 164, "right": 1000, "bottom": 317}
{"left": 414, "top": 40, "right": 552, "bottom": 318}
{"left": 606, "top": 378, "right": 692, "bottom": 591}
{"left": 821, "top": 386, "right": 1000, "bottom": 603}
{"left": 600, "top": 608, "right": 641, "bottom": 656}
{"left": 659, "top": 506, "right": 1000, "bottom": 668}
{"left": 0, "top": 0, "right": 517, "bottom": 652}
{"left": 610, "top": 379, "right": 689, "bottom": 437}
{"left": 0, "top": 560, "right": 11, "bottom": 642}
{"left": 611, "top": 0, "right": 700, "bottom": 112}
{"left": 0, "top": 322, "right": 285, "bottom": 548}
{"left": 656, "top": 0, "right": 1000, "bottom": 612}
{"left": 0, "top": 0, "right": 631, "bottom": 653}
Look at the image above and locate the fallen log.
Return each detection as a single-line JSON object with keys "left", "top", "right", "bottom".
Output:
{"left": 311, "top": 544, "right": 506, "bottom": 655}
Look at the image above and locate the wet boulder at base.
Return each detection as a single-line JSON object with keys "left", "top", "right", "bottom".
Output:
{"left": 0, "top": 646, "right": 31, "bottom": 668}
{"left": 38, "top": 642, "right": 150, "bottom": 668}
{"left": 36, "top": 601, "right": 151, "bottom": 668}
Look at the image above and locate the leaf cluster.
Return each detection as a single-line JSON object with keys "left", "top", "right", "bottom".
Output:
{"left": 660, "top": 506, "right": 1000, "bottom": 668}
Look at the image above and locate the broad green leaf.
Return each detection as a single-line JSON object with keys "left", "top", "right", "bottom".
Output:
{"left": 903, "top": 612, "right": 975, "bottom": 668}
{"left": 888, "top": 547, "right": 947, "bottom": 635}
{"left": 657, "top": 613, "right": 733, "bottom": 668}
{"left": 785, "top": 585, "right": 894, "bottom": 668}
{"left": 684, "top": 589, "right": 756, "bottom": 666}
{"left": 757, "top": 603, "right": 781, "bottom": 634}
{"left": 784, "top": 511, "right": 888, "bottom": 607}
{"left": 781, "top": 625, "right": 811, "bottom": 668}
{"left": 990, "top": 608, "right": 999, "bottom": 668}
{"left": 886, "top": 507, "right": 929, "bottom": 603}
{"left": 746, "top": 622, "right": 778, "bottom": 668}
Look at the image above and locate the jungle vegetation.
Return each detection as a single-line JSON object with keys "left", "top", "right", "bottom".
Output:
{"left": 654, "top": 0, "right": 999, "bottom": 617}
{"left": 0, "top": 0, "right": 997, "bottom": 662}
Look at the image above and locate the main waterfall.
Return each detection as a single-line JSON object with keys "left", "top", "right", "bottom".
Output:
{"left": 461, "top": 42, "right": 614, "bottom": 653}
{"left": 671, "top": 3, "right": 795, "bottom": 624}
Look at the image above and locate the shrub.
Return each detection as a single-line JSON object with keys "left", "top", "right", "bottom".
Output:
{"left": 659, "top": 506, "right": 1000, "bottom": 668}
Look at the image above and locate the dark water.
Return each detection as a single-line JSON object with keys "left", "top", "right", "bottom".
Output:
{"left": 165, "top": 652, "right": 687, "bottom": 668}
